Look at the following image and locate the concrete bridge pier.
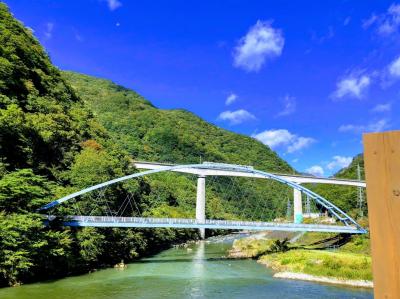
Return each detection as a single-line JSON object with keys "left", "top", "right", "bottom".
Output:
{"left": 196, "top": 175, "right": 206, "bottom": 239}
{"left": 293, "top": 188, "right": 303, "bottom": 224}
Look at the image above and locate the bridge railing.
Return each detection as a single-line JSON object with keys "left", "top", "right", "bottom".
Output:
{"left": 61, "top": 215, "right": 355, "bottom": 230}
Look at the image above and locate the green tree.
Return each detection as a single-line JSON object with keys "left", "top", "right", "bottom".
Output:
{"left": 0, "top": 213, "right": 72, "bottom": 286}
{"left": 0, "top": 169, "right": 54, "bottom": 213}
{"left": 76, "top": 227, "right": 105, "bottom": 264}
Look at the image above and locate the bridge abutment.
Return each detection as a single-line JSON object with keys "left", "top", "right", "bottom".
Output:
{"left": 293, "top": 188, "right": 303, "bottom": 224}
{"left": 196, "top": 175, "right": 206, "bottom": 239}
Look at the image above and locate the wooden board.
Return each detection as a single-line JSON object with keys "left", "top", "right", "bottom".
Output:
{"left": 363, "top": 131, "right": 400, "bottom": 298}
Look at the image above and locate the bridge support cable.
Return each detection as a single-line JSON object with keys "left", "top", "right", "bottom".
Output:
{"left": 205, "top": 175, "right": 285, "bottom": 223}
{"left": 305, "top": 194, "right": 311, "bottom": 217}
{"left": 286, "top": 198, "right": 292, "bottom": 219}
{"left": 51, "top": 185, "right": 146, "bottom": 222}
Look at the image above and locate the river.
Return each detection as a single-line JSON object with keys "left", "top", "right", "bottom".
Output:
{"left": 0, "top": 234, "right": 373, "bottom": 299}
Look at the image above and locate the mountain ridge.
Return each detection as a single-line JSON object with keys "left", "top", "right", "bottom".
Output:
{"left": 62, "top": 70, "right": 294, "bottom": 173}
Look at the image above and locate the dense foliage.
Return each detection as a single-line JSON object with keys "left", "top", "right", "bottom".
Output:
{"left": 0, "top": 5, "right": 104, "bottom": 176}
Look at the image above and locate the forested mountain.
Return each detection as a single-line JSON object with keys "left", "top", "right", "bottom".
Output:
{"left": 335, "top": 154, "right": 364, "bottom": 180}
{"left": 63, "top": 71, "right": 293, "bottom": 173}
{"left": 0, "top": 3, "right": 293, "bottom": 287}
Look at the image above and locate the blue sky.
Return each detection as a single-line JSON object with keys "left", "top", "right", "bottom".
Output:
{"left": 7, "top": 0, "right": 400, "bottom": 176}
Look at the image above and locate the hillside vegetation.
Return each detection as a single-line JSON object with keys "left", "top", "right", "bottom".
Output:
{"left": 63, "top": 71, "right": 293, "bottom": 173}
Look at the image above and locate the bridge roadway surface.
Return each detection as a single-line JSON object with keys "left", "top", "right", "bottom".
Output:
{"left": 48, "top": 215, "right": 364, "bottom": 234}
{"left": 133, "top": 162, "right": 366, "bottom": 187}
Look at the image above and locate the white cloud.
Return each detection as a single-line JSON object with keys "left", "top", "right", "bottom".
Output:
{"left": 327, "top": 156, "right": 352, "bottom": 170}
{"left": 44, "top": 22, "right": 54, "bottom": 39}
{"left": 371, "top": 103, "right": 392, "bottom": 113}
{"left": 362, "top": 14, "right": 378, "bottom": 29}
{"left": 343, "top": 17, "right": 351, "bottom": 26}
{"left": 339, "top": 118, "right": 389, "bottom": 133}
{"left": 102, "top": 0, "right": 122, "bottom": 11}
{"left": 363, "top": 3, "right": 400, "bottom": 36}
{"left": 332, "top": 74, "right": 370, "bottom": 99}
{"left": 218, "top": 109, "right": 256, "bottom": 125}
{"left": 252, "top": 129, "right": 315, "bottom": 153}
{"left": 253, "top": 129, "right": 293, "bottom": 149}
{"left": 233, "top": 21, "right": 284, "bottom": 72}
{"left": 305, "top": 165, "right": 324, "bottom": 177}
{"left": 389, "top": 56, "right": 400, "bottom": 77}
{"left": 305, "top": 156, "right": 352, "bottom": 177}
{"left": 287, "top": 137, "right": 315, "bottom": 153}
{"left": 225, "top": 93, "right": 238, "bottom": 106}
{"left": 276, "top": 95, "right": 296, "bottom": 117}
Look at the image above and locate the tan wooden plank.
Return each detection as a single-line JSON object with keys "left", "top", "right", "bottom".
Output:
{"left": 363, "top": 131, "right": 400, "bottom": 298}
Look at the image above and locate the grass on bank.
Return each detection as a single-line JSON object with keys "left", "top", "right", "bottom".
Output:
{"left": 230, "top": 232, "right": 372, "bottom": 281}
{"left": 259, "top": 249, "right": 372, "bottom": 281}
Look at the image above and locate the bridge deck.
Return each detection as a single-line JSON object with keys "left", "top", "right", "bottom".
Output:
{"left": 47, "top": 216, "right": 365, "bottom": 234}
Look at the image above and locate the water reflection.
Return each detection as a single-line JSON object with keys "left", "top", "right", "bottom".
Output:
{"left": 188, "top": 241, "right": 205, "bottom": 297}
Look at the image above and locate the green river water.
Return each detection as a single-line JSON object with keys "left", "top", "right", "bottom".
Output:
{"left": 0, "top": 234, "right": 373, "bottom": 299}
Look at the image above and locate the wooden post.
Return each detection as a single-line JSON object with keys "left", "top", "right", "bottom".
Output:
{"left": 363, "top": 131, "right": 400, "bottom": 298}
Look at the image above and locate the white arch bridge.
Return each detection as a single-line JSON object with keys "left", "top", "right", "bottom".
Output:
{"left": 39, "top": 162, "right": 367, "bottom": 237}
